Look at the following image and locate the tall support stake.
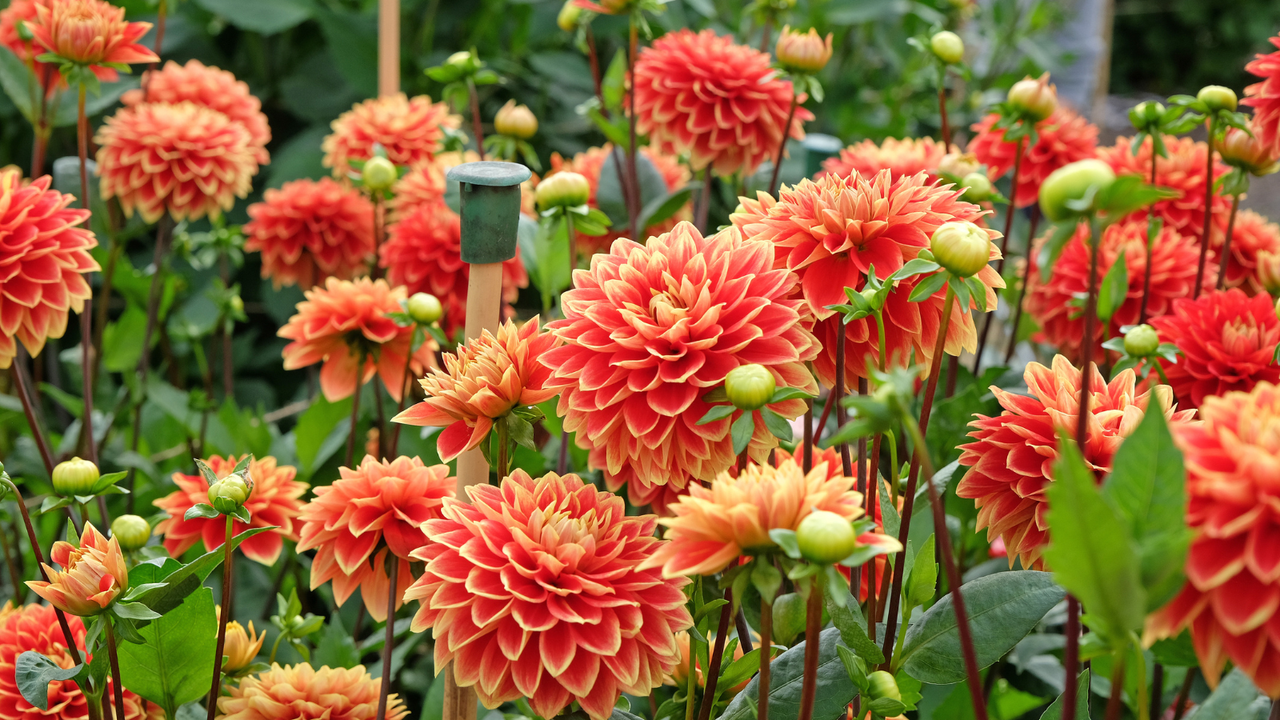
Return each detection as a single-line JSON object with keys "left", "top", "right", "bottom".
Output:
{"left": 441, "top": 161, "right": 531, "bottom": 720}
{"left": 378, "top": 0, "right": 399, "bottom": 96}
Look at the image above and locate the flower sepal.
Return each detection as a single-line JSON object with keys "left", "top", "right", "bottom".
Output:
{"left": 42, "top": 470, "right": 129, "bottom": 514}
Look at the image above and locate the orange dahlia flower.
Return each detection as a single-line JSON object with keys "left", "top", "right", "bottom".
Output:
{"left": 28, "top": 522, "right": 128, "bottom": 616}
{"left": 218, "top": 608, "right": 265, "bottom": 674}
{"left": 731, "top": 170, "right": 1002, "bottom": 387}
{"left": 967, "top": 107, "right": 1099, "bottom": 208}
{"left": 1213, "top": 209, "right": 1280, "bottom": 296}
{"left": 297, "top": 456, "right": 454, "bottom": 622}
{"left": 1149, "top": 289, "right": 1280, "bottom": 408}
{"left": 0, "top": 604, "right": 161, "bottom": 720}
{"left": 28, "top": 0, "right": 155, "bottom": 81}
{"left": 1148, "top": 383, "right": 1280, "bottom": 696}
{"left": 123, "top": 60, "right": 271, "bottom": 164}
{"left": 633, "top": 29, "right": 812, "bottom": 176}
{"left": 406, "top": 470, "right": 692, "bottom": 720}
{"left": 1245, "top": 35, "right": 1280, "bottom": 157}
{"left": 541, "top": 221, "right": 819, "bottom": 510}
{"left": 153, "top": 455, "right": 307, "bottom": 566}
{"left": 243, "top": 177, "right": 376, "bottom": 289}
{"left": 820, "top": 137, "right": 947, "bottom": 183}
{"left": 378, "top": 201, "right": 528, "bottom": 340}
{"left": 956, "top": 355, "right": 1194, "bottom": 570}
{"left": 547, "top": 144, "right": 691, "bottom": 256}
{"left": 322, "top": 93, "right": 460, "bottom": 178}
{"left": 95, "top": 101, "right": 259, "bottom": 223}
{"left": 393, "top": 317, "right": 560, "bottom": 461}
{"left": 1098, "top": 135, "right": 1231, "bottom": 237}
{"left": 0, "top": 169, "right": 97, "bottom": 370}
{"left": 217, "top": 663, "right": 407, "bottom": 720}
{"left": 278, "top": 277, "right": 434, "bottom": 403}
{"left": 1025, "top": 217, "right": 1205, "bottom": 363}
{"left": 389, "top": 161, "right": 446, "bottom": 219}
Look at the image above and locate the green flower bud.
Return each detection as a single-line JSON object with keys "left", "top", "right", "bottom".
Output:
{"left": 867, "top": 671, "right": 902, "bottom": 702}
{"left": 495, "top": 100, "right": 538, "bottom": 139}
{"left": 111, "top": 515, "right": 151, "bottom": 552}
{"left": 725, "top": 364, "right": 776, "bottom": 411}
{"left": 959, "top": 172, "right": 994, "bottom": 202}
{"left": 796, "top": 510, "right": 858, "bottom": 565}
{"left": 930, "top": 220, "right": 992, "bottom": 278}
{"left": 446, "top": 51, "right": 481, "bottom": 75}
{"left": 1123, "top": 324, "right": 1159, "bottom": 357}
{"left": 229, "top": 295, "right": 244, "bottom": 316}
{"left": 407, "top": 292, "right": 444, "bottom": 325}
{"left": 1197, "top": 85, "right": 1238, "bottom": 113}
{"left": 208, "top": 474, "right": 251, "bottom": 515}
{"left": 536, "top": 172, "right": 590, "bottom": 210}
{"left": 929, "top": 31, "right": 964, "bottom": 65}
{"left": 1038, "top": 159, "right": 1116, "bottom": 222}
{"left": 52, "top": 457, "right": 99, "bottom": 497}
{"left": 1006, "top": 74, "right": 1057, "bottom": 123}
{"left": 1129, "top": 101, "right": 1165, "bottom": 130}
{"left": 362, "top": 156, "right": 397, "bottom": 192}
{"left": 557, "top": 0, "right": 583, "bottom": 31}
{"left": 771, "top": 592, "right": 808, "bottom": 646}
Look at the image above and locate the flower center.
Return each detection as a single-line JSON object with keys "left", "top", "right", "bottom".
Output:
{"left": 1222, "top": 317, "right": 1261, "bottom": 355}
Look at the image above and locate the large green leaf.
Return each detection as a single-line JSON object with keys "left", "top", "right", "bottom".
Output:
{"left": 898, "top": 571, "right": 1064, "bottom": 684}
{"left": 15, "top": 652, "right": 81, "bottom": 710}
{"left": 294, "top": 394, "right": 354, "bottom": 475}
{"left": 1044, "top": 439, "right": 1146, "bottom": 645}
{"left": 193, "top": 0, "right": 313, "bottom": 35}
{"left": 130, "top": 527, "right": 274, "bottom": 616}
{"left": 1101, "top": 408, "right": 1191, "bottom": 612}
{"left": 315, "top": 9, "right": 378, "bottom": 97}
{"left": 718, "top": 628, "right": 857, "bottom": 720}
{"left": 825, "top": 587, "right": 885, "bottom": 665}
{"left": 1037, "top": 669, "right": 1090, "bottom": 720}
{"left": 1189, "top": 668, "right": 1267, "bottom": 720}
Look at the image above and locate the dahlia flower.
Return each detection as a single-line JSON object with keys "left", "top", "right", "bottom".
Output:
{"left": 0, "top": 169, "right": 97, "bottom": 370}
{"left": 1024, "top": 217, "right": 1205, "bottom": 363}
{"left": 968, "top": 107, "right": 1099, "bottom": 208}
{"left": 278, "top": 277, "right": 434, "bottom": 403}
{"left": 322, "top": 93, "right": 460, "bottom": 178}
{"left": 243, "top": 177, "right": 376, "bottom": 289}
{"left": 217, "top": 663, "right": 407, "bottom": 720}
{"left": 0, "top": 604, "right": 160, "bottom": 720}
{"left": 668, "top": 632, "right": 747, "bottom": 692}
{"left": 122, "top": 60, "right": 271, "bottom": 164}
{"left": 1214, "top": 209, "right": 1280, "bottom": 295}
{"left": 547, "top": 144, "right": 691, "bottom": 256}
{"left": 153, "top": 455, "right": 307, "bottom": 566}
{"left": 1147, "top": 383, "right": 1280, "bottom": 696}
{"left": 297, "top": 456, "right": 454, "bottom": 622}
{"left": 379, "top": 200, "right": 528, "bottom": 340}
{"left": 542, "top": 222, "right": 818, "bottom": 510}
{"left": 388, "top": 161, "right": 446, "bottom": 219}
{"left": 1244, "top": 35, "right": 1280, "bottom": 157}
{"left": 731, "top": 170, "right": 1002, "bottom": 387}
{"left": 1098, "top": 135, "right": 1231, "bottom": 237}
{"left": 406, "top": 470, "right": 692, "bottom": 720}
{"left": 393, "top": 317, "right": 560, "bottom": 461}
{"left": 956, "top": 355, "right": 1194, "bottom": 570}
{"left": 633, "top": 29, "right": 812, "bottom": 176}
{"left": 28, "top": 522, "right": 128, "bottom": 616}
{"left": 1149, "top": 289, "right": 1280, "bottom": 408}
{"left": 95, "top": 101, "right": 259, "bottom": 223}
{"left": 28, "top": 0, "right": 155, "bottom": 81}
{"left": 0, "top": 0, "right": 60, "bottom": 93}
{"left": 218, "top": 607, "right": 265, "bottom": 674}
{"left": 820, "top": 137, "right": 947, "bottom": 183}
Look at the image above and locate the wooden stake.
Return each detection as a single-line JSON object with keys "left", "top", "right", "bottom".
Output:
{"left": 378, "top": 0, "right": 399, "bottom": 96}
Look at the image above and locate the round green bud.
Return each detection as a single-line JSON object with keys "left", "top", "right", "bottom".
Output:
{"left": 867, "top": 671, "right": 902, "bottom": 702}
{"left": 111, "top": 514, "right": 151, "bottom": 552}
{"left": 725, "top": 364, "right": 777, "bottom": 411}
{"left": 208, "top": 474, "right": 251, "bottom": 515}
{"left": 52, "top": 457, "right": 99, "bottom": 497}
{"left": 1129, "top": 100, "right": 1165, "bottom": 130}
{"left": 959, "top": 172, "right": 994, "bottom": 202}
{"left": 1197, "top": 85, "right": 1238, "bottom": 113}
{"left": 228, "top": 295, "right": 244, "bottom": 315}
{"left": 1038, "top": 159, "right": 1116, "bottom": 222}
{"left": 1123, "top": 324, "right": 1159, "bottom": 357}
{"left": 446, "top": 51, "right": 480, "bottom": 75}
{"left": 407, "top": 292, "right": 444, "bottom": 325}
{"left": 1006, "top": 75, "right": 1057, "bottom": 122}
{"left": 771, "top": 592, "right": 808, "bottom": 646}
{"left": 536, "top": 172, "right": 591, "bottom": 210}
{"left": 930, "top": 220, "right": 992, "bottom": 278}
{"left": 796, "top": 510, "right": 858, "bottom": 565}
{"left": 362, "top": 156, "right": 397, "bottom": 192}
{"left": 557, "top": 0, "right": 583, "bottom": 31}
{"left": 929, "top": 31, "right": 964, "bottom": 65}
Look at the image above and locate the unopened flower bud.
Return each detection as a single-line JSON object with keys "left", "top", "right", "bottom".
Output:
{"left": 930, "top": 221, "right": 992, "bottom": 278}
{"left": 1260, "top": 250, "right": 1280, "bottom": 297}
{"left": 1217, "top": 127, "right": 1280, "bottom": 176}
{"left": 867, "top": 670, "right": 902, "bottom": 702}
{"left": 110, "top": 515, "right": 151, "bottom": 552}
{"left": 1197, "top": 85, "right": 1238, "bottom": 113}
{"left": 929, "top": 31, "right": 964, "bottom": 65}
{"left": 1123, "top": 324, "right": 1159, "bottom": 357}
{"left": 52, "top": 457, "right": 99, "bottom": 497}
{"left": 362, "top": 156, "right": 397, "bottom": 192}
{"left": 1128, "top": 101, "right": 1164, "bottom": 130}
{"left": 536, "top": 171, "right": 590, "bottom": 210}
{"left": 937, "top": 151, "right": 979, "bottom": 180}
{"left": 725, "top": 364, "right": 776, "bottom": 411}
{"left": 775, "top": 26, "right": 833, "bottom": 74}
{"left": 495, "top": 100, "right": 538, "bottom": 139}
{"left": 557, "top": 0, "right": 583, "bottom": 31}
{"left": 208, "top": 474, "right": 251, "bottom": 515}
{"left": 796, "top": 510, "right": 858, "bottom": 565}
{"left": 1038, "top": 159, "right": 1116, "bottom": 222}
{"left": 407, "top": 292, "right": 444, "bottom": 324}
{"left": 1006, "top": 73, "right": 1057, "bottom": 122}
{"left": 960, "top": 172, "right": 994, "bottom": 202}
{"left": 446, "top": 51, "right": 481, "bottom": 75}
{"left": 228, "top": 295, "right": 244, "bottom": 316}
{"left": 218, "top": 607, "right": 265, "bottom": 674}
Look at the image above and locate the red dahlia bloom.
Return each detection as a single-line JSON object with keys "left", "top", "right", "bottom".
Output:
{"left": 0, "top": 169, "right": 98, "bottom": 370}
{"left": 967, "top": 107, "right": 1099, "bottom": 208}
{"left": 28, "top": 0, "right": 156, "bottom": 82}
{"left": 1025, "top": 218, "right": 1206, "bottom": 364}
{"left": 1213, "top": 209, "right": 1280, "bottom": 296}
{"left": 1098, "top": 135, "right": 1231, "bottom": 238}
{"left": 388, "top": 161, "right": 445, "bottom": 219}
{"left": 322, "top": 93, "right": 460, "bottom": 178}
{"left": 1149, "top": 289, "right": 1280, "bottom": 408}
{"left": 541, "top": 222, "right": 818, "bottom": 511}
{"left": 243, "top": 177, "right": 376, "bottom": 289}
{"left": 957, "top": 355, "right": 1194, "bottom": 569}
{"left": 0, "top": 0, "right": 61, "bottom": 94}
{"left": 820, "top": 137, "right": 947, "bottom": 183}
{"left": 406, "top": 470, "right": 692, "bottom": 720}
{"left": 633, "top": 29, "right": 812, "bottom": 176}
{"left": 1244, "top": 35, "right": 1280, "bottom": 158}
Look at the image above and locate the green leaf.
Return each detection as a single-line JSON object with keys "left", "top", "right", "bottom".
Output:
{"left": 112, "top": 602, "right": 162, "bottom": 621}
{"left": 1038, "top": 669, "right": 1090, "bottom": 720}
{"left": 770, "top": 387, "right": 814, "bottom": 403}
{"left": 294, "top": 395, "right": 352, "bottom": 475}
{"left": 894, "top": 258, "right": 942, "bottom": 280}
{"left": 596, "top": 150, "right": 670, "bottom": 231}
{"left": 761, "top": 409, "right": 793, "bottom": 442}
{"left": 130, "top": 528, "right": 274, "bottom": 616}
{"left": 719, "top": 628, "right": 858, "bottom": 720}
{"left": 1096, "top": 254, "right": 1129, "bottom": 324}
{"left": 192, "top": 0, "right": 313, "bottom": 34}
{"left": 637, "top": 186, "right": 695, "bottom": 232}
{"left": 825, "top": 586, "right": 886, "bottom": 665}
{"left": 1188, "top": 668, "right": 1265, "bottom": 720}
{"left": 898, "top": 571, "right": 1065, "bottom": 684}
{"left": 698, "top": 405, "right": 736, "bottom": 426}
{"left": 602, "top": 50, "right": 627, "bottom": 111}
{"left": 1044, "top": 437, "right": 1146, "bottom": 645}
{"left": 103, "top": 306, "right": 150, "bottom": 373}
{"left": 1101, "top": 408, "right": 1191, "bottom": 612}
{"left": 313, "top": 619, "right": 360, "bottom": 670}
{"left": 908, "top": 272, "right": 948, "bottom": 302}
{"left": 314, "top": 9, "right": 378, "bottom": 95}
{"left": 906, "top": 534, "right": 938, "bottom": 611}
{"left": 184, "top": 504, "right": 219, "bottom": 521}
{"left": 770, "top": 529, "right": 801, "bottom": 559}
{"left": 730, "top": 412, "right": 755, "bottom": 456}
{"left": 15, "top": 652, "right": 81, "bottom": 710}
{"left": 1039, "top": 221, "right": 1083, "bottom": 282}
{"left": 751, "top": 561, "right": 783, "bottom": 604}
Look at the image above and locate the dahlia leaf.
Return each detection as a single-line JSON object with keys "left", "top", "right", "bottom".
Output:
{"left": 115, "top": 566, "right": 218, "bottom": 712}
{"left": 639, "top": 186, "right": 695, "bottom": 231}
{"left": 731, "top": 412, "right": 756, "bottom": 456}
{"left": 1189, "top": 668, "right": 1267, "bottom": 720}
{"left": 905, "top": 534, "right": 937, "bottom": 612}
{"left": 751, "top": 560, "right": 784, "bottom": 604}
{"left": 602, "top": 50, "right": 627, "bottom": 111}
{"left": 770, "top": 529, "right": 802, "bottom": 560}
{"left": 761, "top": 408, "right": 793, "bottom": 442}
{"left": 184, "top": 503, "right": 219, "bottom": 520}
{"left": 112, "top": 601, "right": 162, "bottom": 621}
{"left": 1037, "top": 669, "right": 1090, "bottom": 720}
{"left": 1097, "top": 254, "right": 1129, "bottom": 324}
{"left": 908, "top": 272, "right": 947, "bottom": 302}
{"left": 895, "top": 258, "right": 941, "bottom": 281}
{"left": 720, "top": 627, "right": 857, "bottom": 720}
{"left": 878, "top": 478, "right": 901, "bottom": 540}
{"left": 14, "top": 651, "right": 81, "bottom": 711}
{"left": 770, "top": 387, "right": 814, "bottom": 403}
{"left": 825, "top": 586, "right": 885, "bottom": 665}
{"left": 836, "top": 644, "right": 869, "bottom": 691}
{"left": 698, "top": 404, "right": 737, "bottom": 425}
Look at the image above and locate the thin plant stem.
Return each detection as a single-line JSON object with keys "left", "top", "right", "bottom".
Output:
{"left": 973, "top": 138, "right": 1024, "bottom": 375}
{"left": 802, "top": 397, "right": 813, "bottom": 473}
{"left": 1103, "top": 655, "right": 1127, "bottom": 720}
{"left": 735, "top": 607, "right": 753, "bottom": 654}
{"left": 1216, "top": 194, "right": 1241, "bottom": 291}
{"left": 390, "top": 327, "right": 420, "bottom": 453}
{"left": 796, "top": 579, "right": 822, "bottom": 720}
{"left": 12, "top": 351, "right": 55, "bottom": 476}
{"left": 1003, "top": 208, "right": 1042, "bottom": 364}
{"left": 92, "top": 237, "right": 123, "bottom": 388}
{"left": 1139, "top": 141, "right": 1159, "bottom": 323}
{"left": 467, "top": 79, "right": 485, "bottom": 160}
{"left": 371, "top": 195, "right": 385, "bottom": 281}
{"left": 126, "top": 215, "right": 173, "bottom": 511}
{"left": 76, "top": 84, "right": 97, "bottom": 467}
{"left": 585, "top": 27, "right": 606, "bottom": 116}
{"left": 219, "top": 254, "right": 233, "bottom": 399}
{"left": 851, "top": 377, "right": 868, "bottom": 605}
{"left": 834, "top": 328, "right": 852, "bottom": 476}
{"left": 1193, "top": 118, "right": 1217, "bottom": 298}
{"left": 1061, "top": 597, "right": 1081, "bottom": 720}
{"left": 142, "top": 0, "right": 168, "bottom": 99}
{"left": 0, "top": 526, "right": 24, "bottom": 602}
{"left": 345, "top": 374, "right": 364, "bottom": 468}
{"left": 1168, "top": 668, "right": 1195, "bottom": 720}
{"left": 684, "top": 611, "right": 698, "bottom": 720}
{"left": 938, "top": 87, "right": 952, "bottom": 152}
{"left": 696, "top": 589, "right": 734, "bottom": 720}
{"left": 1150, "top": 662, "right": 1164, "bottom": 720}
{"left": 759, "top": 17, "right": 773, "bottom": 51}
{"left": 2, "top": 477, "right": 83, "bottom": 662}
{"left": 375, "top": 558, "right": 398, "bottom": 720}
{"left": 105, "top": 620, "right": 127, "bottom": 720}
{"left": 206, "top": 516, "right": 235, "bottom": 720}
{"left": 496, "top": 420, "right": 510, "bottom": 480}
{"left": 626, "top": 17, "right": 640, "bottom": 243}
{"left": 769, "top": 94, "right": 798, "bottom": 195}
{"left": 557, "top": 213, "right": 576, "bottom": 475}
{"left": 759, "top": 594, "right": 773, "bottom": 720}
{"left": 1075, "top": 219, "right": 1101, "bottom": 442}
{"left": 373, "top": 376, "right": 388, "bottom": 460}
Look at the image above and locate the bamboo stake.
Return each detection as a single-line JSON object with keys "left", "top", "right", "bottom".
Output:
{"left": 378, "top": 0, "right": 399, "bottom": 96}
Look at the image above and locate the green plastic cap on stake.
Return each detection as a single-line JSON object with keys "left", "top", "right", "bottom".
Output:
{"left": 447, "top": 161, "right": 532, "bottom": 264}
{"left": 802, "top": 134, "right": 844, "bottom": 179}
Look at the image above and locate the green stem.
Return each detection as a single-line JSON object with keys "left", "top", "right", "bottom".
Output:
{"left": 375, "top": 557, "right": 398, "bottom": 720}
{"left": 496, "top": 419, "right": 509, "bottom": 479}
{"left": 684, "top": 576, "right": 701, "bottom": 720}
{"left": 891, "top": 605, "right": 913, "bottom": 673}
{"left": 105, "top": 619, "right": 126, "bottom": 720}
{"left": 206, "top": 516, "right": 235, "bottom": 720}
{"left": 759, "top": 594, "right": 772, "bottom": 720}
